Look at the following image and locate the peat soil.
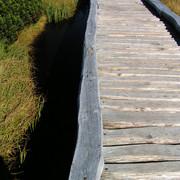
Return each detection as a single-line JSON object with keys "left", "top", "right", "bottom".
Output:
{"left": 14, "top": 0, "right": 90, "bottom": 179}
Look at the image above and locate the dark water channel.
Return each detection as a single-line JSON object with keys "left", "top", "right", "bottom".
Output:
{"left": 14, "top": 1, "right": 89, "bottom": 179}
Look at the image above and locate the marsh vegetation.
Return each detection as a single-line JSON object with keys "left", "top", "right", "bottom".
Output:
{"left": 42, "top": 0, "right": 78, "bottom": 22}
{"left": 0, "top": 0, "right": 79, "bottom": 174}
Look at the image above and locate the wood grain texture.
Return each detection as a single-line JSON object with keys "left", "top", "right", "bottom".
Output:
{"left": 69, "top": 0, "right": 103, "bottom": 179}
{"left": 103, "top": 127, "right": 180, "bottom": 146}
{"left": 101, "top": 162, "right": 180, "bottom": 179}
{"left": 103, "top": 144, "right": 180, "bottom": 163}
{"left": 97, "top": 0, "right": 180, "bottom": 179}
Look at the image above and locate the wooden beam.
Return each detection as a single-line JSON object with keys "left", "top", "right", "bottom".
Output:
{"left": 69, "top": 0, "right": 104, "bottom": 179}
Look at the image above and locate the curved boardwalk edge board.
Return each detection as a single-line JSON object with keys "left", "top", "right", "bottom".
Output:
{"left": 69, "top": 0, "right": 104, "bottom": 179}
{"left": 144, "top": 0, "right": 180, "bottom": 33}
{"left": 97, "top": 0, "right": 180, "bottom": 179}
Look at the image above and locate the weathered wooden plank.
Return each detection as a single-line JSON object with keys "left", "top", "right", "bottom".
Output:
{"left": 98, "top": 60, "right": 180, "bottom": 67}
{"left": 99, "top": 74, "right": 180, "bottom": 82}
{"left": 96, "top": 36, "right": 178, "bottom": 43}
{"left": 99, "top": 77, "right": 180, "bottom": 84}
{"left": 103, "top": 119, "right": 180, "bottom": 129}
{"left": 101, "top": 162, "right": 180, "bottom": 179}
{"left": 102, "top": 109, "right": 180, "bottom": 129}
{"left": 102, "top": 162, "right": 180, "bottom": 173}
{"left": 69, "top": 0, "right": 103, "bottom": 179}
{"left": 97, "top": 45, "right": 180, "bottom": 52}
{"left": 98, "top": 58, "right": 180, "bottom": 63}
{"left": 100, "top": 87, "right": 180, "bottom": 93}
{"left": 98, "top": 21, "right": 163, "bottom": 25}
{"left": 98, "top": 5, "right": 146, "bottom": 10}
{"left": 102, "top": 105, "right": 180, "bottom": 113}
{"left": 98, "top": 23, "right": 167, "bottom": 27}
{"left": 99, "top": 70, "right": 180, "bottom": 78}
{"left": 96, "top": 39, "right": 178, "bottom": 46}
{"left": 101, "top": 99, "right": 180, "bottom": 111}
{"left": 97, "top": 41, "right": 178, "bottom": 47}
{"left": 98, "top": 16, "right": 152, "bottom": 20}
{"left": 97, "top": 54, "right": 180, "bottom": 60}
{"left": 101, "top": 94, "right": 180, "bottom": 104}
{"left": 100, "top": 90, "right": 180, "bottom": 100}
{"left": 97, "top": 50, "right": 180, "bottom": 57}
{"left": 98, "top": 67, "right": 180, "bottom": 75}
{"left": 97, "top": 51, "right": 180, "bottom": 57}
{"left": 97, "top": 63, "right": 180, "bottom": 69}
{"left": 97, "top": 28, "right": 168, "bottom": 33}
{"left": 97, "top": 22, "right": 168, "bottom": 27}
{"left": 97, "top": 33, "right": 172, "bottom": 38}
{"left": 99, "top": 74, "right": 180, "bottom": 81}
{"left": 96, "top": 35, "right": 178, "bottom": 42}
{"left": 103, "top": 144, "right": 180, "bottom": 163}
{"left": 101, "top": 172, "right": 180, "bottom": 179}
{"left": 103, "top": 127, "right": 180, "bottom": 146}
{"left": 97, "top": 20, "right": 166, "bottom": 24}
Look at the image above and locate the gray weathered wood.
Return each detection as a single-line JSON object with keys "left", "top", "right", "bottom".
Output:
{"left": 103, "top": 144, "right": 180, "bottom": 163}
{"left": 101, "top": 162, "right": 180, "bottom": 179}
{"left": 102, "top": 108, "right": 180, "bottom": 129}
{"left": 144, "top": 0, "right": 180, "bottom": 33}
{"left": 103, "top": 127, "right": 180, "bottom": 146}
{"left": 68, "top": 0, "right": 104, "bottom": 179}
{"left": 97, "top": 0, "right": 180, "bottom": 179}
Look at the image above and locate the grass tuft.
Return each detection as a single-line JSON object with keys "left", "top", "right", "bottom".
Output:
{"left": 0, "top": 0, "right": 79, "bottom": 172}
{"left": 0, "top": 15, "right": 47, "bottom": 169}
{"left": 42, "top": 0, "right": 78, "bottom": 23}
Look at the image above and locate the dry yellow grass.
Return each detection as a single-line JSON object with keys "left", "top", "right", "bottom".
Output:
{"left": 0, "top": 15, "right": 47, "bottom": 169}
{"left": 0, "top": 0, "right": 78, "bottom": 171}
{"left": 160, "top": 0, "right": 180, "bottom": 15}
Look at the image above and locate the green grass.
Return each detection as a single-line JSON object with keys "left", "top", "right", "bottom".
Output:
{"left": 0, "top": 0, "right": 79, "bottom": 171}
{"left": 160, "top": 0, "right": 180, "bottom": 16}
{"left": 0, "top": 15, "right": 47, "bottom": 169}
{"left": 42, "top": 0, "right": 78, "bottom": 22}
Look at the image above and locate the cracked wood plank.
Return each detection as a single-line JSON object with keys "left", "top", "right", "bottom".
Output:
{"left": 103, "top": 127, "right": 180, "bottom": 146}
{"left": 103, "top": 144, "right": 180, "bottom": 163}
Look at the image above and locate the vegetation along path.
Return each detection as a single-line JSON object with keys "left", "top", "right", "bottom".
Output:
{"left": 96, "top": 0, "right": 180, "bottom": 179}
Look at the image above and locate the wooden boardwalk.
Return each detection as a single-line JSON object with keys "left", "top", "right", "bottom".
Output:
{"left": 96, "top": 0, "right": 180, "bottom": 179}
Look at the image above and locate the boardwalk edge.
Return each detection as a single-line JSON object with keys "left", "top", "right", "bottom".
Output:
{"left": 69, "top": 0, "right": 104, "bottom": 179}
{"left": 144, "top": 0, "right": 180, "bottom": 33}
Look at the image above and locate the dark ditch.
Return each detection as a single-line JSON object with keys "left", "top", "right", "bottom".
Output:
{"left": 13, "top": 0, "right": 90, "bottom": 179}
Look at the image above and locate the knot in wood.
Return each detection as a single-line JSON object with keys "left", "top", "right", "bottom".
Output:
{"left": 88, "top": 47, "right": 94, "bottom": 54}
